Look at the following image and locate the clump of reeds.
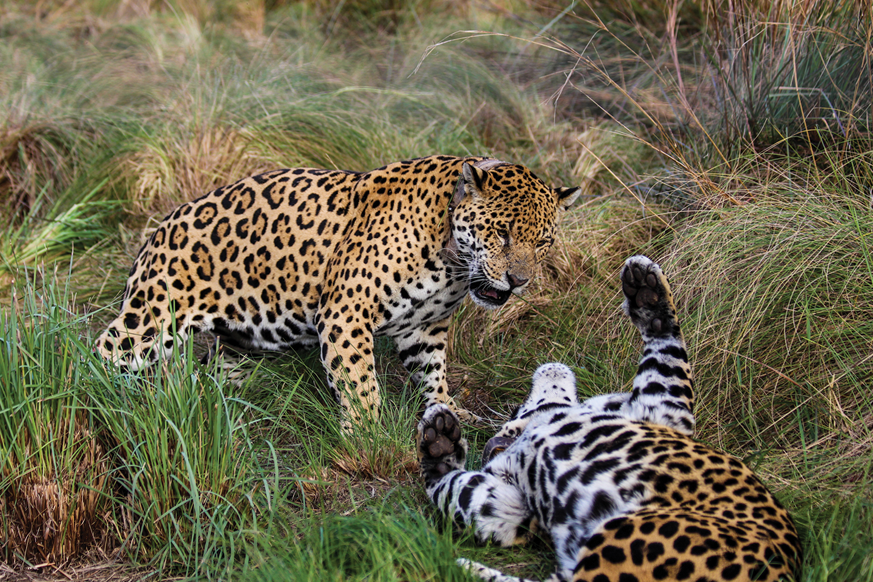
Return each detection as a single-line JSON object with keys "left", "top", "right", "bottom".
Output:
{"left": 1, "top": 283, "right": 116, "bottom": 565}
{"left": 1, "top": 274, "right": 280, "bottom": 575}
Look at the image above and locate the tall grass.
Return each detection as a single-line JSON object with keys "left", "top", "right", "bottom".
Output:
{"left": 703, "top": 0, "right": 872, "bottom": 149}
{"left": 0, "top": 278, "right": 115, "bottom": 565}
{"left": 238, "top": 506, "right": 476, "bottom": 582}
{"left": 0, "top": 182, "right": 118, "bottom": 278}
{"left": 661, "top": 150, "right": 873, "bottom": 450}
{"left": 0, "top": 273, "right": 280, "bottom": 575}
{"left": 87, "top": 349, "right": 279, "bottom": 575}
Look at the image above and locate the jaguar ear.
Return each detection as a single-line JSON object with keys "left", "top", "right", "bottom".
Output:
{"left": 461, "top": 162, "right": 489, "bottom": 198}
{"left": 451, "top": 175, "right": 466, "bottom": 208}
{"left": 554, "top": 186, "right": 582, "bottom": 211}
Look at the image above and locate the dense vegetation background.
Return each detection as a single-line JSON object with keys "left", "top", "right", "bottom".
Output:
{"left": 1, "top": 0, "right": 871, "bottom": 580}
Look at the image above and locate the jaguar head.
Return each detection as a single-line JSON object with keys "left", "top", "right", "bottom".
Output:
{"left": 483, "top": 363, "right": 579, "bottom": 463}
{"left": 449, "top": 161, "right": 580, "bottom": 310}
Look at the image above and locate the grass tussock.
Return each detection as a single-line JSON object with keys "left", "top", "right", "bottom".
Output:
{"left": 1, "top": 274, "right": 279, "bottom": 575}
{"left": 702, "top": 0, "right": 872, "bottom": 150}
{"left": 2, "top": 409, "right": 112, "bottom": 565}
{"left": 662, "top": 151, "right": 873, "bottom": 456}
{"left": 121, "top": 125, "right": 280, "bottom": 218}
{"left": 1, "top": 283, "right": 116, "bottom": 565}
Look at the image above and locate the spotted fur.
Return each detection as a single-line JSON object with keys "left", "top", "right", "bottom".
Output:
{"left": 97, "top": 155, "right": 580, "bottom": 427}
{"left": 417, "top": 255, "right": 802, "bottom": 582}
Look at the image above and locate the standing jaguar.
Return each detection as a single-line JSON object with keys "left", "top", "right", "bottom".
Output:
{"left": 418, "top": 255, "right": 802, "bottom": 581}
{"left": 97, "top": 155, "right": 580, "bottom": 427}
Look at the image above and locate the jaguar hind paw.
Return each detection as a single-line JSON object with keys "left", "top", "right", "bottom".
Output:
{"left": 620, "top": 255, "right": 679, "bottom": 339}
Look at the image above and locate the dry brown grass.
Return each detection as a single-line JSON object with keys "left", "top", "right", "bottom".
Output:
{"left": 0, "top": 561, "right": 153, "bottom": 582}
{"left": 1, "top": 414, "right": 116, "bottom": 567}
{"left": 293, "top": 457, "right": 419, "bottom": 512}
{"left": 122, "top": 126, "right": 281, "bottom": 220}
{"left": 0, "top": 124, "right": 76, "bottom": 224}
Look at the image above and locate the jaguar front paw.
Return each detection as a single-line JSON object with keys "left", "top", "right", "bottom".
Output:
{"left": 417, "top": 404, "right": 467, "bottom": 485}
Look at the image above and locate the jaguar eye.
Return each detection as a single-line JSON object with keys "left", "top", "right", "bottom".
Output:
{"left": 537, "top": 237, "right": 553, "bottom": 249}
{"left": 496, "top": 229, "right": 510, "bottom": 246}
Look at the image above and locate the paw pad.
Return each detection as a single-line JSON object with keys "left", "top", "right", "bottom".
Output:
{"left": 420, "top": 406, "right": 462, "bottom": 459}
{"left": 422, "top": 414, "right": 460, "bottom": 458}
{"left": 621, "top": 256, "right": 678, "bottom": 337}
{"left": 621, "top": 263, "right": 660, "bottom": 308}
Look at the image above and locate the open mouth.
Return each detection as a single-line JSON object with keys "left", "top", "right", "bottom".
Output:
{"left": 470, "top": 281, "right": 512, "bottom": 307}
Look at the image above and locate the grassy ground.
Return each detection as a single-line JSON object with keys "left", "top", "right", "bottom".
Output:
{"left": 1, "top": 1, "right": 871, "bottom": 580}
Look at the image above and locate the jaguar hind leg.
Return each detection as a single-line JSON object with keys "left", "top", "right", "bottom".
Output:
{"left": 619, "top": 255, "right": 695, "bottom": 435}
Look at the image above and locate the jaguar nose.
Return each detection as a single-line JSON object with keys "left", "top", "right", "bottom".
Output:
{"left": 507, "top": 273, "right": 529, "bottom": 289}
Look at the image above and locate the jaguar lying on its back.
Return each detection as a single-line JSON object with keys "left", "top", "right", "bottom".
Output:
{"left": 418, "top": 255, "right": 802, "bottom": 582}
{"left": 97, "top": 155, "right": 580, "bottom": 427}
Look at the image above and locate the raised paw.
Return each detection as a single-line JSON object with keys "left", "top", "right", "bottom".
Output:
{"left": 620, "top": 255, "right": 679, "bottom": 338}
{"left": 417, "top": 404, "right": 467, "bottom": 485}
